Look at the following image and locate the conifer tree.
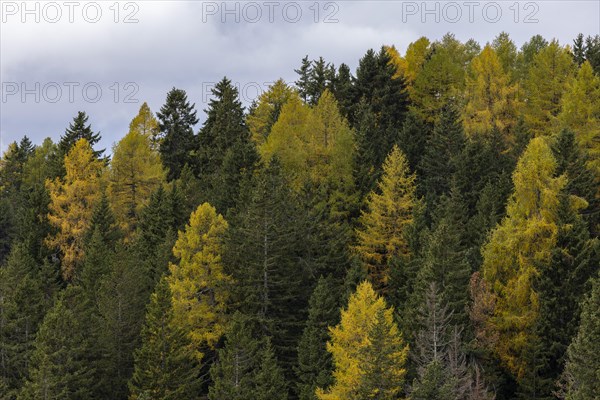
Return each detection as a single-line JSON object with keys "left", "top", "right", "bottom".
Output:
{"left": 295, "top": 276, "right": 340, "bottom": 400}
{"left": 524, "top": 40, "right": 575, "bottom": 136}
{"left": 58, "top": 111, "right": 104, "bottom": 159}
{"left": 558, "top": 61, "right": 600, "bottom": 189}
{"left": 109, "top": 105, "right": 166, "bottom": 237}
{"left": 316, "top": 281, "right": 408, "bottom": 400}
{"left": 19, "top": 286, "right": 96, "bottom": 400}
{"left": 419, "top": 102, "right": 466, "bottom": 208}
{"left": 0, "top": 243, "right": 56, "bottom": 397}
{"left": 560, "top": 273, "right": 600, "bottom": 400}
{"left": 156, "top": 88, "right": 199, "bottom": 180}
{"left": 208, "top": 312, "right": 261, "bottom": 400}
{"left": 247, "top": 79, "right": 295, "bottom": 146}
{"left": 46, "top": 138, "right": 106, "bottom": 280}
{"left": 482, "top": 137, "right": 566, "bottom": 379}
{"left": 225, "top": 159, "right": 312, "bottom": 376}
{"left": 129, "top": 277, "right": 201, "bottom": 400}
{"left": 255, "top": 339, "right": 289, "bottom": 400}
{"left": 196, "top": 77, "right": 258, "bottom": 214}
{"left": 355, "top": 145, "right": 417, "bottom": 294}
{"left": 168, "top": 202, "right": 230, "bottom": 359}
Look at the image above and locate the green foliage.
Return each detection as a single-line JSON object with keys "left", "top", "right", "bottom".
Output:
{"left": 156, "top": 88, "right": 199, "bottom": 181}
{"left": 129, "top": 277, "right": 201, "bottom": 400}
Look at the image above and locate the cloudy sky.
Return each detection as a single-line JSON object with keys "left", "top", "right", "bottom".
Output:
{"left": 1, "top": 0, "right": 599, "bottom": 154}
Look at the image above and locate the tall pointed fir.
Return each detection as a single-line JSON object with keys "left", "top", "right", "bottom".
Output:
{"left": 224, "top": 158, "right": 312, "bottom": 379}
{"left": 295, "top": 276, "right": 341, "bottom": 400}
{"left": 196, "top": 77, "right": 258, "bottom": 214}
{"left": 156, "top": 88, "right": 199, "bottom": 180}
{"left": 58, "top": 111, "right": 104, "bottom": 160}
{"left": 559, "top": 273, "right": 600, "bottom": 400}
{"left": 129, "top": 277, "right": 201, "bottom": 400}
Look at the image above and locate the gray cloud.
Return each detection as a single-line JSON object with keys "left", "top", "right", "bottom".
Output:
{"left": 1, "top": 0, "right": 599, "bottom": 154}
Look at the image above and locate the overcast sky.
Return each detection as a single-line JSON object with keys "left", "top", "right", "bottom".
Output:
{"left": 1, "top": 0, "right": 599, "bottom": 154}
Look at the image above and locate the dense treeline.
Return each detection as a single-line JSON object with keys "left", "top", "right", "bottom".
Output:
{"left": 1, "top": 32, "right": 599, "bottom": 399}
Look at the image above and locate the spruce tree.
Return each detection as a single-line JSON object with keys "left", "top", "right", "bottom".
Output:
{"left": 58, "top": 111, "right": 104, "bottom": 159}
{"left": 295, "top": 55, "right": 313, "bottom": 103}
{"left": 156, "top": 88, "right": 199, "bottom": 180}
{"left": 196, "top": 77, "right": 258, "bottom": 214}
{"left": 295, "top": 276, "right": 340, "bottom": 400}
{"left": 129, "top": 277, "right": 201, "bottom": 400}
{"left": 208, "top": 312, "right": 261, "bottom": 400}
{"left": 0, "top": 243, "right": 56, "bottom": 397}
{"left": 225, "top": 158, "right": 312, "bottom": 377}
{"left": 19, "top": 286, "right": 96, "bottom": 400}
{"left": 560, "top": 273, "right": 600, "bottom": 400}
{"left": 255, "top": 339, "right": 289, "bottom": 400}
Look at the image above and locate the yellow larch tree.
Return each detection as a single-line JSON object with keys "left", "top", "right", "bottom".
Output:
{"left": 355, "top": 145, "right": 417, "bottom": 294}
{"left": 109, "top": 104, "right": 166, "bottom": 238}
{"left": 464, "top": 45, "right": 520, "bottom": 140}
{"left": 559, "top": 61, "right": 600, "bottom": 185}
{"left": 524, "top": 40, "right": 575, "bottom": 136}
{"left": 167, "top": 202, "right": 231, "bottom": 361}
{"left": 46, "top": 138, "right": 106, "bottom": 280}
{"left": 481, "top": 137, "right": 570, "bottom": 379}
{"left": 316, "top": 281, "right": 408, "bottom": 400}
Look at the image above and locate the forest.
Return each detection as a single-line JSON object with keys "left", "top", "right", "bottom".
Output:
{"left": 0, "top": 32, "right": 599, "bottom": 400}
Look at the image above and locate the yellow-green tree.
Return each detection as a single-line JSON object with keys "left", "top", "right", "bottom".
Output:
{"left": 464, "top": 45, "right": 520, "bottom": 139}
{"left": 167, "top": 202, "right": 230, "bottom": 361}
{"left": 46, "top": 138, "right": 106, "bottom": 280}
{"left": 410, "top": 34, "right": 467, "bottom": 123}
{"left": 481, "top": 137, "right": 568, "bottom": 378}
{"left": 247, "top": 79, "right": 295, "bottom": 147}
{"left": 355, "top": 145, "right": 417, "bottom": 293}
{"left": 524, "top": 40, "right": 575, "bottom": 136}
{"left": 129, "top": 102, "right": 161, "bottom": 150}
{"left": 260, "top": 90, "right": 354, "bottom": 192}
{"left": 316, "top": 281, "right": 408, "bottom": 400}
{"left": 109, "top": 105, "right": 166, "bottom": 237}
{"left": 559, "top": 61, "right": 600, "bottom": 183}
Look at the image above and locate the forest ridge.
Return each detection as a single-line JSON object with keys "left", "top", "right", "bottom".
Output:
{"left": 1, "top": 32, "right": 599, "bottom": 400}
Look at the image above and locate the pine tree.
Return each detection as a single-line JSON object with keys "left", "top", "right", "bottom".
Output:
{"left": 355, "top": 145, "right": 417, "bottom": 294}
{"left": 255, "top": 339, "right": 289, "bottom": 400}
{"left": 560, "top": 273, "right": 600, "bottom": 399}
{"left": 225, "top": 159, "right": 312, "bottom": 376}
{"left": 46, "top": 138, "right": 106, "bottom": 281}
{"left": 109, "top": 105, "right": 166, "bottom": 238}
{"left": 208, "top": 312, "right": 261, "bottom": 400}
{"left": 156, "top": 88, "right": 199, "bottom": 180}
{"left": 295, "top": 276, "right": 340, "bottom": 400}
{"left": 19, "top": 286, "right": 96, "bottom": 400}
{"left": 168, "top": 202, "right": 230, "bottom": 360}
{"left": 0, "top": 243, "right": 56, "bottom": 397}
{"left": 295, "top": 55, "right": 313, "bottom": 103}
{"left": 196, "top": 77, "right": 259, "bottom": 214}
{"left": 129, "top": 277, "right": 201, "bottom": 399}
{"left": 419, "top": 102, "right": 466, "bottom": 208}
{"left": 58, "top": 111, "right": 104, "bottom": 159}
